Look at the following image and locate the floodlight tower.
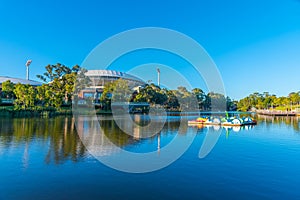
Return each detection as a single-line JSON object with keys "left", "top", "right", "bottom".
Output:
{"left": 157, "top": 68, "right": 160, "bottom": 87}
{"left": 25, "top": 60, "right": 32, "bottom": 80}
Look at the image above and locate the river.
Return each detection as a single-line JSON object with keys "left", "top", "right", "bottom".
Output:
{"left": 1, "top": 114, "right": 300, "bottom": 199}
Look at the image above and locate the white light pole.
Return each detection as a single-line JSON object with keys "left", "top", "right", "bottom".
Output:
{"left": 25, "top": 60, "right": 32, "bottom": 80}
{"left": 156, "top": 68, "right": 160, "bottom": 87}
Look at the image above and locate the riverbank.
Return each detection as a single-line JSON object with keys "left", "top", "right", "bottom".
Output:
{"left": 0, "top": 106, "right": 143, "bottom": 117}
{"left": 0, "top": 106, "right": 73, "bottom": 117}
{"left": 256, "top": 109, "right": 300, "bottom": 116}
{"left": 0, "top": 105, "right": 248, "bottom": 118}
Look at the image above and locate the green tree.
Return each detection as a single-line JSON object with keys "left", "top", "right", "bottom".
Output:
{"left": 1, "top": 80, "right": 15, "bottom": 99}
{"left": 112, "top": 79, "right": 132, "bottom": 102}
{"left": 207, "top": 92, "right": 226, "bottom": 111}
{"left": 226, "top": 96, "right": 237, "bottom": 111}
{"left": 37, "top": 63, "right": 75, "bottom": 82}
{"left": 237, "top": 97, "right": 251, "bottom": 111}
{"left": 14, "top": 83, "right": 36, "bottom": 109}
{"left": 192, "top": 88, "right": 206, "bottom": 110}
{"left": 173, "top": 86, "right": 198, "bottom": 111}
{"left": 289, "top": 92, "right": 300, "bottom": 105}
{"left": 36, "top": 84, "right": 52, "bottom": 107}
{"left": 100, "top": 79, "right": 132, "bottom": 110}
{"left": 37, "top": 64, "right": 90, "bottom": 108}
{"left": 164, "top": 90, "right": 179, "bottom": 110}
{"left": 134, "top": 84, "right": 167, "bottom": 105}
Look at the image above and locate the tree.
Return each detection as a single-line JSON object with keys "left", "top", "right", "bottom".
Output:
{"left": 14, "top": 83, "right": 36, "bottom": 109}
{"left": 134, "top": 84, "right": 167, "bottom": 105}
{"left": 1, "top": 80, "right": 15, "bottom": 99}
{"left": 226, "top": 96, "right": 237, "bottom": 111}
{"left": 289, "top": 92, "right": 300, "bottom": 105}
{"left": 111, "top": 79, "right": 132, "bottom": 102}
{"left": 164, "top": 90, "right": 179, "bottom": 110}
{"left": 36, "top": 84, "right": 52, "bottom": 107}
{"left": 100, "top": 79, "right": 133, "bottom": 110}
{"left": 173, "top": 86, "right": 198, "bottom": 111}
{"left": 37, "top": 64, "right": 90, "bottom": 108}
{"left": 192, "top": 88, "right": 206, "bottom": 110}
{"left": 37, "top": 63, "right": 73, "bottom": 82}
{"left": 207, "top": 92, "right": 226, "bottom": 111}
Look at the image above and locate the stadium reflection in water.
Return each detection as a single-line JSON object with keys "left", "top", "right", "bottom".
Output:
{"left": 1, "top": 115, "right": 300, "bottom": 165}
{"left": 2, "top": 115, "right": 300, "bottom": 199}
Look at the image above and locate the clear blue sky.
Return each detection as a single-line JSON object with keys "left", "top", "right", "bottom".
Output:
{"left": 0, "top": 0, "right": 299, "bottom": 100}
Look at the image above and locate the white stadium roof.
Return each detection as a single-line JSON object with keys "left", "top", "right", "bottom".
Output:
{"left": 0, "top": 76, "right": 42, "bottom": 86}
{"left": 85, "top": 70, "right": 144, "bottom": 83}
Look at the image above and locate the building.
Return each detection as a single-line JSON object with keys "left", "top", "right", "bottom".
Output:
{"left": 0, "top": 76, "right": 42, "bottom": 104}
{"left": 0, "top": 76, "right": 42, "bottom": 91}
{"left": 80, "top": 70, "right": 145, "bottom": 100}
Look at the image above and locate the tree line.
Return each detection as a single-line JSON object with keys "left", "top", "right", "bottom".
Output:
{"left": 0, "top": 63, "right": 237, "bottom": 112}
{"left": 99, "top": 78, "right": 236, "bottom": 111}
{"left": 237, "top": 92, "right": 300, "bottom": 111}
{"left": 0, "top": 63, "right": 88, "bottom": 110}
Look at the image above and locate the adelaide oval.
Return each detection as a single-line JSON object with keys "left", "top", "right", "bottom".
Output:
{"left": 80, "top": 70, "right": 145, "bottom": 100}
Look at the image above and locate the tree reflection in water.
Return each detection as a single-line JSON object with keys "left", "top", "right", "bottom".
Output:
{"left": 257, "top": 115, "right": 300, "bottom": 132}
{"left": 74, "top": 115, "right": 184, "bottom": 157}
{"left": 0, "top": 117, "right": 86, "bottom": 165}
{"left": 189, "top": 115, "right": 300, "bottom": 138}
{"left": 2, "top": 114, "right": 296, "bottom": 165}
{"left": 0, "top": 115, "right": 185, "bottom": 165}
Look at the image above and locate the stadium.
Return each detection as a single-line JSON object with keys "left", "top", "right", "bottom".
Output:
{"left": 0, "top": 76, "right": 42, "bottom": 89}
{"left": 0, "top": 70, "right": 147, "bottom": 109}
{"left": 0, "top": 76, "right": 42, "bottom": 104}
{"left": 79, "top": 70, "right": 145, "bottom": 100}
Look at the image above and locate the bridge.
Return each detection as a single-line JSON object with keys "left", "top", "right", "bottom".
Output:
{"left": 111, "top": 102, "right": 150, "bottom": 114}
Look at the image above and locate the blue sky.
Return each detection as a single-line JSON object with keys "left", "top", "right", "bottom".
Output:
{"left": 0, "top": 0, "right": 300, "bottom": 99}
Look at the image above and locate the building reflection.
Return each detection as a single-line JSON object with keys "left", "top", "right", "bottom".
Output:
{"left": 74, "top": 115, "right": 183, "bottom": 157}
{"left": 0, "top": 115, "right": 198, "bottom": 166}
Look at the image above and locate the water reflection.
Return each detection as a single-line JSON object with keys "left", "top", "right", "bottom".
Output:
{"left": 189, "top": 114, "right": 300, "bottom": 138}
{"left": 257, "top": 115, "right": 300, "bottom": 132}
{"left": 189, "top": 124, "right": 256, "bottom": 139}
{"left": 75, "top": 115, "right": 185, "bottom": 156}
{"left": 0, "top": 116, "right": 185, "bottom": 165}
{"left": 0, "top": 117, "right": 86, "bottom": 165}
{"left": 1, "top": 115, "right": 298, "bottom": 166}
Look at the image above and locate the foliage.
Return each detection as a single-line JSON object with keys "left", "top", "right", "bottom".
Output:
{"left": 99, "top": 79, "right": 132, "bottom": 110}
{"left": 36, "top": 63, "right": 80, "bottom": 82}
{"left": 1, "top": 80, "right": 15, "bottom": 99}
{"left": 134, "top": 84, "right": 167, "bottom": 105}
{"left": 172, "top": 86, "right": 197, "bottom": 111}
{"left": 164, "top": 90, "right": 179, "bottom": 110}
{"left": 207, "top": 92, "right": 227, "bottom": 111}
{"left": 1, "top": 62, "right": 239, "bottom": 112}
{"left": 237, "top": 91, "right": 300, "bottom": 111}
{"left": 13, "top": 83, "right": 36, "bottom": 109}
{"left": 192, "top": 88, "right": 206, "bottom": 110}
{"left": 37, "top": 63, "right": 90, "bottom": 108}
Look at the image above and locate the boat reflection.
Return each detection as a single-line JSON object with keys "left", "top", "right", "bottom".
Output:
{"left": 189, "top": 123, "right": 256, "bottom": 139}
{"left": 1, "top": 114, "right": 299, "bottom": 167}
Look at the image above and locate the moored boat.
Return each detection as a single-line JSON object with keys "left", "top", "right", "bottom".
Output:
{"left": 188, "top": 116, "right": 257, "bottom": 127}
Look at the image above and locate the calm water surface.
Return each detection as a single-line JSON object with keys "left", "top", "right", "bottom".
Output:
{"left": 1, "top": 115, "right": 300, "bottom": 200}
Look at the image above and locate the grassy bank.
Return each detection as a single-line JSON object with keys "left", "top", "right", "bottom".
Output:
{"left": 0, "top": 105, "right": 123, "bottom": 117}
{"left": 0, "top": 106, "right": 73, "bottom": 117}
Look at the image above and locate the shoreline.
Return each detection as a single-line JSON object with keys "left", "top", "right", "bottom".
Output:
{"left": 0, "top": 106, "right": 252, "bottom": 118}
